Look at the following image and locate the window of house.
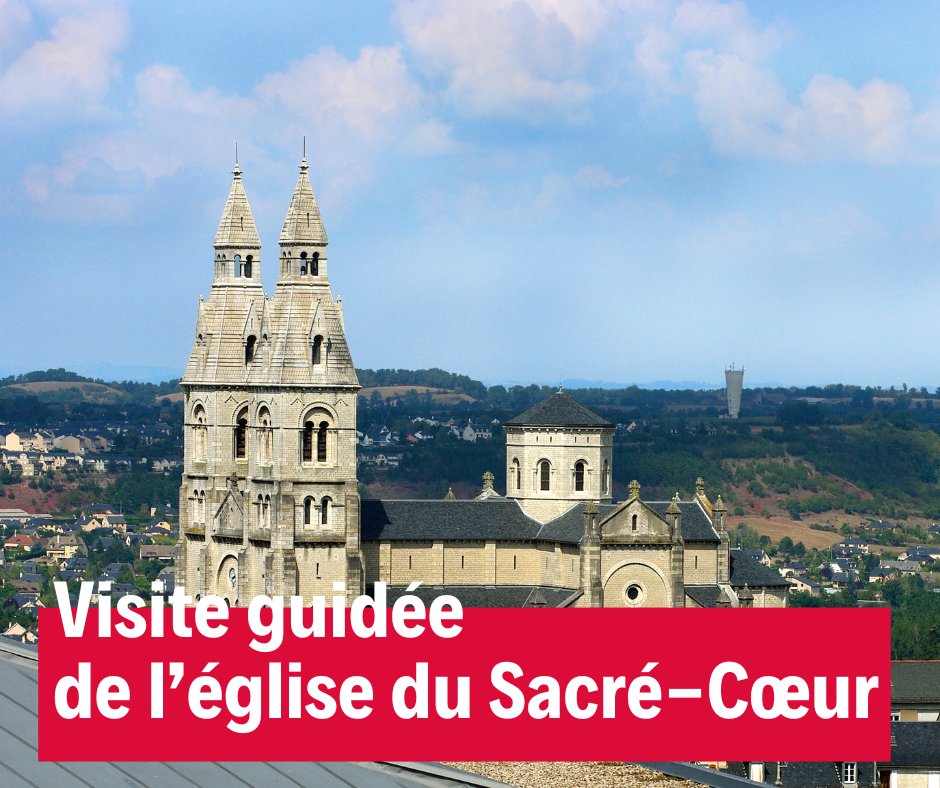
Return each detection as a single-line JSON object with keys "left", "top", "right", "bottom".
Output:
{"left": 631, "top": 514, "right": 638, "bottom": 532}
{"left": 512, "top": 458, "right": 521, "bottom": 490}
{"left": 575, "top": 461, "right": 585, "bottom": 492}
{"left": 304, "top": 497, "right": 313, "bottom": 526}
{"left": 234, "top": 254, "right": 241, "bottom": 276}
{"left": 539, "top": 461, "right": 550, "bottom": 491}
{"left": 300, "top": 251, "right": 308, "bottom": 276}
{"left": 841, "top": 762, "right": 856, "bottom": 783}
{"left": 312, "top": 335, "right": 323, "bottom": 366}
{"left": 320, "top": 496, "right": 330, "bottom": 526}
{"left": 244, "top": 255, "right": 253, "bottom": 278}
{"left": 245, "top": 335, "right": 256, "bottom": 364}
{"left": 602, "top": 459, "right": 609, "bottom": 494}
{"left": 312, "top": 252, "right": 319, "bottom": 276}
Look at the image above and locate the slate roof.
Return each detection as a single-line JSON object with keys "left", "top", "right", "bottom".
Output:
{"left": 647, "top": 501, "right": 720, "bottom": 542}
{"left": 729, "top": 550, "right": 790, "bottom": 588}
{"left": 890, "top": 721, "right": 940, "bottom": 766}
{"left": 383, "top": 585, "right": 580, "bottom": 608}
{"left": 725, "top": 724, "right": 940, "bottom": 784}
{"left": 504, "top": 391, "right": 613, "bottom": 429}
{"left": 892, "top": 661, "right": 940, "bottom": 703}
{"left": 361, "top": 498, "right": 720, "bottom": 545}
{"left": 361, "top": 499, "right": 542, "bottom": 541}
{"left": 685, "top": 585, "right": 722, "bottom": 607}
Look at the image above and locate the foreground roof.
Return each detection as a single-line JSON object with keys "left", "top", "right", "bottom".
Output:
{"left": 0, "top": 640, "right": 504, "bottom": 787}
{"left": 504, "top": 391, "right": 613, "bottom": 429}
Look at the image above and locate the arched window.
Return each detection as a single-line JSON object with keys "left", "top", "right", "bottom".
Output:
{"left": 320, "top": 496, "right": 331, "bottom": 526}
{"left": 300, "top": 251, "right": 308, "bottom": 276}
{"left": 245, "top": 335, "right": 256, "bottom": 364}
{"left": 263, "top": 495, "right": 272, "bottom": 529}
{"left": 234, "top": 254, "right": 241, "bottom": 276}
{"left": 258, "top": 407, "right": 272, "bottom": 464}
{"left": 575, "top": 461, "right": 585, "bottom": 492}
{"left": 302, "top": 421, "right": 314, "bottom": 462}
{"left": 312, "top": 335, "right": 323, "bottom": 366}
{"left": 317, "top": 421, "right": 328, "bottom": 462}
{"left": 193, "top": 405, "right": 207, "bottom": 460}
{"left": 602, "top": 459, "right": 609, "bottom": 494}
{"left": 256, "top": 495, "right": 264, "bottom": 529}
{"left": 312, "top": 252, "right": 319, "bottom": 276}
{"left": 304, "top": 497, "right": 313, "bottom": 526}
{"left": 631, "top": 514, "right": 638, "bottom": 532}
{"left": 234, "top": 408, "right": 248, "bottom": 460}
{"left": 539, "top": 460, "right": 550, "bottom": 491}
{"left": 244, "top": 255, "right": 253, "bottom": 278}
{"left": 512, "top": 458, "right": 521, "bottom": 491}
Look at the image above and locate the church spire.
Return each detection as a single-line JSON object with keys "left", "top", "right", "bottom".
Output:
{"left": 214, "top": 162, "right": 261, "bottom": 249}
{"left": 278, "top": 155, "right": 329, "bottom": 283}
{"left": 279, "top": 157, "right": 328, "bottom": 246}
{"left": 211, "top": 162, "right": 261, "bottom": 285}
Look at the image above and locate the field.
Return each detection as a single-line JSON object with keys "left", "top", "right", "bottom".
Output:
{"left": 7, "top": 381, "right": 123, "bottom": 402}
{"left": 359, "top": 385, "right": 475, "bottom": 405}
{"left": 156, "top": 392, "right": 185, "bottom": 404}
{"left": 726, "top": 514, "right": 849, "bottom": 551}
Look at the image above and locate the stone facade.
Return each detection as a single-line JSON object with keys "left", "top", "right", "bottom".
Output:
{"left": 178, "top": 161, "right": 789, "bottom": 611}
{"left": 177, "top": 160, "right": 362, "bottom": 605}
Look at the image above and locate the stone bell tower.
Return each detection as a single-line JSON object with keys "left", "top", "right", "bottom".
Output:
{"left": 504, "top": 389, "right": 614, "bottom": 522}
{"left": 177, "top": 158, "right": 363, "bottom": 605}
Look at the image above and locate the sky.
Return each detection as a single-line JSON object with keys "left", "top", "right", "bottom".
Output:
{"left": 2, "top": 1, "right": 940, "bottom": 389}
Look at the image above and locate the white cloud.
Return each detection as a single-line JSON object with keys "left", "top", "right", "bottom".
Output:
{"left": 396, "top": 0, "right": 609, "bottom": 121}
{"left": 534, "top": 164, "right": 628, "bottom": 210}
{"left": 0, "top": 0, "right": 33, "bottom": 55}
{"left": 22, "top": 43, "right": 449, "bottom": 214}
{"left": 0, "top": 1, "right": 128, "bottom": 118}
{"left": 634, "top": 0, "right": 940, "bottom": 164}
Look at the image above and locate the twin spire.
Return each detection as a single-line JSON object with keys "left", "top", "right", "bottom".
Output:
{"left": 213, "top": 155, "right": 327, "bottom": 251}
{"left": 213, "top": 163, "right": 261, "bottom": 248}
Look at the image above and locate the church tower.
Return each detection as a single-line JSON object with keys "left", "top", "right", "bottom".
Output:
{"left": 177, "top": 159, "right": 363, "bottom": 605}
{"left": 504, "top": 390, "right": 614, "bottom": 522}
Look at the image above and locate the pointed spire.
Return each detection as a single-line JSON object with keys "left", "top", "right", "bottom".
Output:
{"left": 214, "top": 162, "right": 260, "bottom": 248}
{"left": 279, "top": 156, "right": 328, "bottom": 245}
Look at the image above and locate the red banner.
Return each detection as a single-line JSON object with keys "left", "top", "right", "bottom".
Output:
{"left": 39, "top": 606, "right": 891, "bottom": 762}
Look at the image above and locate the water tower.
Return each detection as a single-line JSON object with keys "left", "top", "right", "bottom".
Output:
{"left": 725, "top": 365, "right": 744, "bottom": 419}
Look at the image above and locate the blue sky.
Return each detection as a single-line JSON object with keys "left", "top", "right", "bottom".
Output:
{"left": 3, "top": 1, "right": 940, "bottom": 388}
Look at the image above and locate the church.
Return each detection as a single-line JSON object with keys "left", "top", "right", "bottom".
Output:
{"left": 176, "top": 160, "right": 788, "bottom": 609}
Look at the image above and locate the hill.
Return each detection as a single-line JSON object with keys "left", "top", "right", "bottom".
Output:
{"left": 8, "top": 381, "right": 124, "bottom": 404}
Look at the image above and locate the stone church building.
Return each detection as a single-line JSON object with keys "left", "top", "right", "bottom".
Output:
{"left": 177, "top": 161, "right": 787, "bottom": 609}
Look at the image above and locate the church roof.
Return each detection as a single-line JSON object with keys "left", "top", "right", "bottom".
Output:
{"left": 279, "top": 157, "right": 328, "bottom": 245}
{"left": 384, "top": 585, "right": 580, "bottom": 608}
{"left": 360, "top": 498, "right": 720, "bottom": 544}
{"left": 729, "top": 549, "right": 790, "bottom": 587}
{"left": 213, "top": 164, "right": 261, "bottom": 248}
{"left": 504, "top": 391, "right": 613, "bottom": 429}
